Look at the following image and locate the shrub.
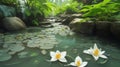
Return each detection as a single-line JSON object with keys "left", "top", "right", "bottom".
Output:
{"left": 24, "top": 0, "right": 55, "bottom": 26}
{"left": 80, "top": 0, "right": 120, "bottom": 21}
{"left": 0, "top": 0, "right": 18, "bottom": 6}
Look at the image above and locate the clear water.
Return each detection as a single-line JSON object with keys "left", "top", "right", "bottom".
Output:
{"left": 0, "top": 32, "right": 120, "bottom": 67}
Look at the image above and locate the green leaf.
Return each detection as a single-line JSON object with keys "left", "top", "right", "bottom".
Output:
{"left": 32, "top": 20, "right": 39, "bottom": 26}
{"left": 25, "top": 9, "right": 31, "bottom": 16}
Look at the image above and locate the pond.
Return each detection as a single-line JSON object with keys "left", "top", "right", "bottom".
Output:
{"left": 0, "top": 24, "right": 120, "bottom": 67}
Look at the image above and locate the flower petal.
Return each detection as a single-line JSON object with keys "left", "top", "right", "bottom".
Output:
{"left": 69, "top": 62, "right": 76, "bottom": 66}
{"left": 56, "top": 50, "right": 60, "bottom": 53}
{"left": 92, "top": 55, "right": 99, "bottom": 61}
{"left": 50, "top": 57, "right": 57, "bottom": 61}
{"left": 75, "top": 56, "right": 82, "bottom": 64}
{"left": 83, "top": 48, "right": 92, "bottom": 55}
{"left": 100, "top": 55, "right": 107, "bottom": 59}
{"left": 81, "top": 62, "right": 88, "bottom": 67}
{"left": 61, "top": 51, "right": 67, "bottom": 58}
{"left": 94, "top": 43, "right": 98, "bottom": 49}
{"left": 50, "top": 51, "right": 56, "bottom": 57}
{"left": 59, "top": 58, "right": 67, "bottom": 62}
{"left": 83, "top": 50, "right": 90, "bottom": 54}
{"left": 100, "top": 51, "right": 105, "bottom": 55}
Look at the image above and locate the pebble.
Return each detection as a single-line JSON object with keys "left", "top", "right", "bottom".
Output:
{"left": 41, "top": 50, "right": 47, "bottom": 55}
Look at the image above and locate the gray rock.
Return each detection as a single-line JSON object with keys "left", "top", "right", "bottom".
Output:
{"left": 95, "top": 21, "right": 111, "bottom": 36}
{"left": 71, "top": 14, "right": 82, "bottom": 18}
{"left": 2, "top": 17, "right": 26, "bottom": 31}
{"left": 41, "top": 50, "right": 47, "bottom": 55}
{"left": 69, "top": 18, "right": 94, "bottom": 34}
{"left": 111, "top": 21, "right": 120, "bottom": 39}
{"left": 62, "top": 16, "right": 74, "bottom": 25}
{"left": 61, "top": 14, "right": 82, "bottom": 25}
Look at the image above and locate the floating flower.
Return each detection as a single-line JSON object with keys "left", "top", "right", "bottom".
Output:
{"left": 50, "top": 50, "right": 67, "bottom": 62}
{"left": 83, "top": 43, "right": 107, "bottom": 61}
{"left": 69, "top": 56, "right": 88, "bottom": 67}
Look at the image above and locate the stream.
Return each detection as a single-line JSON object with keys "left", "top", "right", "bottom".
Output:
{"left": 0, "top": 20, "right": 120, "bottom": 67}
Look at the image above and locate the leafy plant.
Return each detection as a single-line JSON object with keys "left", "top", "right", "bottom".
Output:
{"left": 63, "top": 1, "right": 80, "bottom": 14}
{"left": 0, "top": 0, "right": 18, "bottom": 6}
{"left": 51, "top": 0, "right": 80, "bottom": 15}
{"left": 24, "top": 0, "right": 55, "bottom": 26}
{"left": 80, "top": 0, "right": 120, "bottom": 21}
{"left": 113, "top": 13, "right": 120, "bottom": 21}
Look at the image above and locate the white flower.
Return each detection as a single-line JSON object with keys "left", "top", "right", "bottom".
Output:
{"left": 50, "top": 50, "right": 67, "bottom": 62}
{"left": 83, "top": 43, "right": 107, "bottom": 61}
{"left": 69, "top": 56, "right": 88, "bottom": 67}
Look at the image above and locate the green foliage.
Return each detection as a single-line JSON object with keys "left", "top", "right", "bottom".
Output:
{"left": 113, "top": 13, "right": 120, "bottom": 21}
{"left": 25, "top": 0, "right": 55, "bottom": 17}
{"left": 63, "top": 1, "right": 80, "bottom": 14}
{"left": 0, "top": 0, "right": 18, "bottom": 6}
{"left": 80, "top": 0, "right": 120, "bottom": 21}
{"left": 53, "top": 0, "right": 80, "bottom": 15}
{"left": 25, "top": 0, "right": 55, "bottom": 26}
{"left": 112, "top": 0, "right": 120, "bottom": 3}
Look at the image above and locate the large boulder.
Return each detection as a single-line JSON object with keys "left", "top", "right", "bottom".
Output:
{"left": 2, "top": 17, "right": 26, "bottom": 31}
{"left": 69, "top": 18, "right": 94, "bottom": 34}
{"left": 111, "top": 21, "right": 120, "bottom": 39}
{"left": 0, "top": 5, "right": 16, "bottom": 29}
{"left": 95, "top": 21, "right": 111, "bottom": 36}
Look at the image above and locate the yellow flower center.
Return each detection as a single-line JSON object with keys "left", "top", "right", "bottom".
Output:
{"left": 76, "top": 60, "right": 81, "bottom": 66}
{"left": 93, "top": 49, "right": 99, "bottom": 56}
{"left": 56, "top": 53, "right": 61, "bottom": 59}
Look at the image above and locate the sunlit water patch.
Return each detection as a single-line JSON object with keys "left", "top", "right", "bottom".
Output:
{"left": 0, "top": 26, "right": 120, "bottom": 67}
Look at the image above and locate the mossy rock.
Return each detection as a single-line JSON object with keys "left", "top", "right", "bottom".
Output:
{"left": 69, "top": 18, "right": 95, "bottom": 34}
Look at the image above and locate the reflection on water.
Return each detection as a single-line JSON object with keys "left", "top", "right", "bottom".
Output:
{"left": 0, "top": 28, "right": 120, "bottom": 67}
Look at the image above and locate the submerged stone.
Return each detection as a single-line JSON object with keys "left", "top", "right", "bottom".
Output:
{"left": 18, "top": 51, "right": 28, "bottom": 58}
{"left": 9, "top": 44, "right": 25, "bottom": 53}
{"left": 41, "top": 25, "right": 74, "bottom": 36}
{"left": 4, "top": 35, "right": 17, "bottom": 43}
{"left": 0, "top": 49, "right": 12, "bottom": 61}
{"left": 3, "top": 43, "right": 25, "bottom": 54}
{"left": 41, "top": 50, "right": 47, "bottom": 55}
{"left": 39, "top": 44, "right": 55, "bottom": 49}
{"left": 27, "top": 38, "right": 40, "bottom": 48}
{"left": 27, "top": 35, "right": 58, "bottom": 49}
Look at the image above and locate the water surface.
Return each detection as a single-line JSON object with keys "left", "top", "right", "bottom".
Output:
{"left": 0, "top": 27, "right": 120, "bottom": 67}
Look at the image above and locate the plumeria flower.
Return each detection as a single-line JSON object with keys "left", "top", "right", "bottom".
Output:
{"left": 83, "top": 43, "right": 107, "bottom": 61}
{"left": 69, "top": 56, "right": 88, "bottom": 67}
{"left": 50, "top": 50, "right": 67, "bottom": 62}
